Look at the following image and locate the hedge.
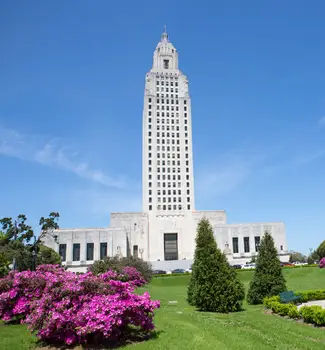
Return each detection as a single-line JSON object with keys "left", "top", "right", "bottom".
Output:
{"left": 263, "top": 289, "right": 325, "bottom": 326}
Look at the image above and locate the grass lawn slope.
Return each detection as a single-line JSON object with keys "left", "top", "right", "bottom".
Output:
{"left": 1, "top": 267, "right": 324, "bottom": 350}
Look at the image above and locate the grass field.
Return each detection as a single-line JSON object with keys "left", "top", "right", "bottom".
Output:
{"left": 0, "top": 267, "right": 324, "bottom": 350}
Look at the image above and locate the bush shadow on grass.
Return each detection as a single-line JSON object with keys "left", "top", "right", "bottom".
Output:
{"left": 35, "top": 329, "right": 164, "bottom": 350}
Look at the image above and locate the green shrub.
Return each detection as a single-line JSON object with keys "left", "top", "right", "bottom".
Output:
{"left": 247, "top": 232, "right": 286, "bottom": 304}
{"left": 187, "top": 218, "right": 245, "bottom": 312}
{"left": 0, "top": 252, "right": 10, "bottom": 278}
{"left": 316, "top": 240, "right": 325, "bottom": 260}
{"left": 312, "top": 307, "right": 325, "bottom": 326}
{"left": 300, "top": 306, "right": 321, "bottom": 324}
{"left": 297, "top": 289, "right": 325, "bottom": 302}
{"left": 264, "top": 291, "right": 325, "bottom": 326}
{"left": 288, "top": 304, "right": 300, "bottom": 318}
{"left": 263, "top": 295, "right": 280, "bottom": 309}
{"left": 89, "top": 256, "right": 152, "bottom": 282}
{"left": 36, "top": 244, "right": 61, "bottom": 266}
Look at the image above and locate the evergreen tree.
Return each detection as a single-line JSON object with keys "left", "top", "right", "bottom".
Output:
{"left": 247, "top": 232, "right": 286, "bottom": 304}
{"left": 187, "top": 218, "right": 245, "bottom": 312}
{"left": 316, "top": 240, "right": 325, "bottom": 260}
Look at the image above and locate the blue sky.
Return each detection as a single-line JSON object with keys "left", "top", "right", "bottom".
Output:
{"left": 1, "top": 1, "right": 325, "bottom": 254}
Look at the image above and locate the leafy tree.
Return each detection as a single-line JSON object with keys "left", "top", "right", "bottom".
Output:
{"left": 0, "top": 252, "right": 10, "bottom": 277}
{"left": 307, "top": 249, "right": 320, "bottom": 264}
{"left": 0, "top": 215, "right": 34, "bottom": 244}
{"left": 289, "top": 251, "right": 307, "bottom": 263}
{"left": 36, "top": 244, "right": 61, "bottom": 266}
{"left": 90, "top": 256, "right": 153, "bottom": 282}
{"left": 39, "top": 212, "right": 59, "bottom": 233}
{"left": 316, "top": 240, "right": 325, "bottom": 260}
{"left": 187, "top": 218, "right": 245, "bottom": 312}
{"left": 0, "top": 212, "right": 60, "bottom": 272}
{"left": 247, "top": 232, "right": 286, "bottom": 304}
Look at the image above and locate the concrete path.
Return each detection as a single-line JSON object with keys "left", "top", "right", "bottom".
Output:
{"left": 297, "top": 300, "right": 325, "bottom": 309}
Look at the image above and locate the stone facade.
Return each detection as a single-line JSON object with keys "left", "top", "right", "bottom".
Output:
{"left": 43, "top": 30, "right": 289, "bottom": 272}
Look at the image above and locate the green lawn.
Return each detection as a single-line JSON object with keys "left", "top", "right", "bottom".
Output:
{"left": 1, "top": 267, "right": 325, "bottom": 350}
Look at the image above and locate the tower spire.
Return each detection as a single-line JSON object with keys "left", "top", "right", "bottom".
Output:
{"left": 161, "top": 25, "right": 168, "bottom": 42}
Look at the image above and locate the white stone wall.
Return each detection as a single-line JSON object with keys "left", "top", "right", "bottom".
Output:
{"left": 214, "top": 222, "right": 289, "bottom": 264}
{"left": 42, "top": 227, "right": 126, "bottom": 272}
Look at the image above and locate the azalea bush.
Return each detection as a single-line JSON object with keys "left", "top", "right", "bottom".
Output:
{"left": 0, "top": 264, "right": 159, "bottom": 346}
{"left": 319, "top": 257, "right": 325, "bottom": 268}
{"left": 90, "top": 256, "right": 153, "bottom": 282}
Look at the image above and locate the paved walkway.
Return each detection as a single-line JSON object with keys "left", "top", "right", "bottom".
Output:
{"left": 297, "top": 300, "right": 325, "bottom": 309}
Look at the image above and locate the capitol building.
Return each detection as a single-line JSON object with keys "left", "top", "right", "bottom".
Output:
{"left": 44, "top": 30, "right": 289, "bottom": 272}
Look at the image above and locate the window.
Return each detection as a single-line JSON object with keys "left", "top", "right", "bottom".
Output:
{"left": 133, "top": 245, "right": 138, "bottom": 258}
{"left": 87, "top": 243, "right": 94, "bottom": 261}
{"left": 254, "top": 236, "right": 261, "bottom": 252}
{"left": 73, "top": 243, "right": 80, "bottom": 261}
{"left": 244, "top": 237, "right": 250, "bottom": 253}
{"left": 59, "top": 244, "right": 66, "bottom": 262}
{"left": 100, "top": 243, "right": 107, "bottom": 260}
{"left": 232, "top": 237, "right": 239, "bottom": 254}
{"left": 164, "top": 233, "right": 178, "bottom": 260}
{"left": 163, "top": 60, "right": 169, "bottom": 69}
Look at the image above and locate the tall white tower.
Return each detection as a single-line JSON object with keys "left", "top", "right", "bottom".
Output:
{"left": 142, "top": 29, "right": 195, "bottom": 214}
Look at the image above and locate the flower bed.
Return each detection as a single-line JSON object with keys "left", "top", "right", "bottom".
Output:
{"left": 264, "top": 289, "right": 325, "bottom": 326}
{"left": 0, "top": 265, "right": 159, "bottom": 346}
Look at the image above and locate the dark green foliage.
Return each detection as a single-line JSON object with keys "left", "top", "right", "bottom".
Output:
{"left": 90, "top": 256, "right": 153, "bottom": 282}
{"left": 264, "top": 290, "right": 325, "bottom": 326}
{"left": 247, "top": 232, "right": 286, "bottom": 304}
{"left": 297, "top": 289, "right": 325, "bottom": 302}
{"left": 289, "top": 251, "right": 306, "bottom": 263}
{"left": 187, "top": 218, "right": 245, "bottom": 312}
{"left": 39, "top": 212, "right": 59, "bottom": 233}
{"left": 0, "top": 212, "right": 61, "bottom": 271}
{"left": 0, "top": 252, "right": 10, "bottom": 277}
{"left": 0, "top": 215, "right": 34, "bottom": 243}
{"left": 315, "top": 240, "right": 325, "bottom": 259}
{"left": 36, "top": 244, "right": 61, "bottom": 266}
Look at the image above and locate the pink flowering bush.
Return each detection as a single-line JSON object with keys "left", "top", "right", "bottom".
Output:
{"left": 0, "top": 265, "right": 159, "bottom": 346}
{"left": 320, "top": 257, "right": 325, "bottom": 268}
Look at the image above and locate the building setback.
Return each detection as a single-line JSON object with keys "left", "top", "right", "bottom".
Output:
{"left": 43, "top": 30, "right": 289, "bottom": 272}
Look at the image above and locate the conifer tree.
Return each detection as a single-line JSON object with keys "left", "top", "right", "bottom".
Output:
{"left": 247, "top": 232, "right": 286, "bottom": 304}
{"left": 187, "top": 218, "right": 245, "bottom": 312}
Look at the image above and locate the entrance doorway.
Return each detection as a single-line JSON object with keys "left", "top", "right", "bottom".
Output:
{"left": 164, "top": 233, "right": 178, "bottom": 260}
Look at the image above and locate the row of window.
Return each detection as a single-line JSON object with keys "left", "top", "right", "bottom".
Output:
{"left": 155, "top": 99, "right": 182, "bottom": 105}
{"left": 59, "top": 243, "right": 108, "bottom": 262}
{"left": 155, "top": 181, "right": 190, "bottom": 188}
{"left": 156, "top": 87, "right": 178, "bottom": 93}
{"left": 154, "top": 73, "right": 178, "bottom": 79}
{"left": 155, "top": 197, "right": 191, "bottom": 203}
{"left": 156, "top": 81, "right": 178, "bottom": 86}
{"left": 155, "top": 93, "right": 177, "bottom": 99}
{"left": 232, "top": 237, "right": 260, "bottom": 254}
{"left": 152, "top": 145, "right": 189, "bottom": 152}
{"left": 155, "top": 204, "right": 191, "bottom": 211}
{"left": 156, "top": 167, "right": 190, "bottom": 173}
{"left": 148, "top": 112, "right": 187, "bottom": 119}
{"left": 150, "top": 118, "right": 181, "bottom": 125}
{"left": 155, "top": 189, "right": 190, "bottom": 196}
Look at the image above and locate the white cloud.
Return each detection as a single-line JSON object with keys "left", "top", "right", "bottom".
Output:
{"left": 0, "top": 125, "right": 125, "bottom": 188}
